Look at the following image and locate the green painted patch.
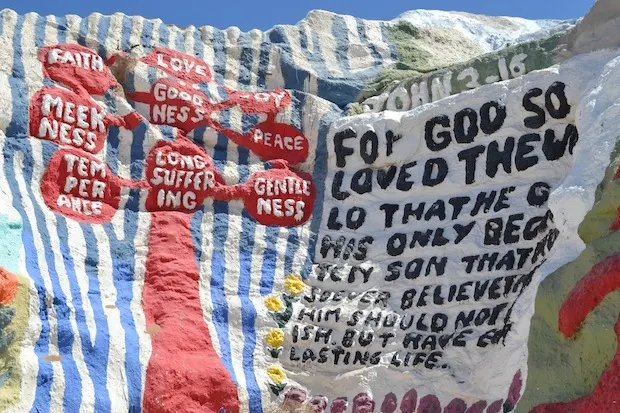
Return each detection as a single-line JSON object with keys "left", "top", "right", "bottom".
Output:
{"left": 517, "top": 142, "right": 620, "bottom": 412}
{"left": 355, "top": 27, "right": 567, "bottom": 114}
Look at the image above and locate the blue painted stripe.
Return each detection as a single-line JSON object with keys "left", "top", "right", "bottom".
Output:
{"left": 282, "top": 92, "right": 305, "bottom": 276}
{"left": 3, "top": 18, "right": 53, "bottom": 411}
{"left": 158, "top": 20, "right": 169, "bottom": 47}
{"left": 191, "top": 26, "right": 207, "bottom": 147}
{"left": 77, "top": 16, "right": 88, "bottom": 46}
{"left": 142, "top": 18, "right": 156, "bottom": 85}
{"left": 53, "top": 218, "right": 89, "bottom": 407}
{"left": 54, "top": 216, "right": 108, "bottom": 412}
{"left": 190, "top": 26, "right": 208, "bottom": 268}
{"left": 256, "top": 34, "right": 272, "bottom": 88}
{"left": 101, "top": 215, "right": 143, "bottom": 413}
{"left": 357, "top": 18, "right": 383, "bottom": 66}
{"left": 174, "top": 26, "right": 184, "bottom": 51}
{"left": 96, "top": 15, "right": 111, "bottom": 57}
{"left": 33, "top": 16, "right": 87, "bottom": 412}
{"left": 5, "top": 15, "right": 84, "bottom": 412}
{"left": 381, "top": 22, "right": 398, "bottom": 61}
{"left": 303, "top": 110, "right": 339, "bottom": 279}
{"left": 267, "top": 27, "right": 307, "bottom": 92}
{"left": 121, "top": 15, "right": 132, "bottom": 51}
{"left": 259, "top": 226, "right": 279, "bottom": 296}
{"left": 309, "top": 30, "right": 357, "bottom": 109}
{"left": 56, "top": 16, "right": 67, "bottom": 44}
{"left": 331, "top": 15, "right": 351, "bottom": 75}
{"left": 78, "top": 224, "right": 112, "bottom": 413}
{"left": 238, "top": 208, "right": 261, "bottom": 411}
{"left": 234, "top": 30, "right": 264, "bottom": 413}
{"left": 105, "top": 129, "right": 120, "bottom": 176}
{"left": 209, "top": 27, "right": 238, "bottom": 385}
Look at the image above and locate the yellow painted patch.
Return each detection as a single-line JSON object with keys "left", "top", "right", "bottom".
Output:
{"left": 0, "top": 276, "right": 31, "bottom": 410}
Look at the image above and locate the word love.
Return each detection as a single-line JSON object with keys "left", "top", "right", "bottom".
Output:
{"left": 38, "top": 44, "right": 118, "bottom": 95}
{"left": 144, "top": 139, "right": 314, "bottom": 226}
{"left": 29, "top": 87, "right": 142, "bottom": 154}
{"left": 140, "top": 48, "right": 213, "bottom": 84}
{"left": 130, "top": 77, "right": 308, "bottom": 165}
{"left": 40, "top": 148, "right": 129, "bottom": 223}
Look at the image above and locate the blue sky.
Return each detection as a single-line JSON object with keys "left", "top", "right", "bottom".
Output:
{"left": 3, "top": 0, "right": 595, "bottom": 31}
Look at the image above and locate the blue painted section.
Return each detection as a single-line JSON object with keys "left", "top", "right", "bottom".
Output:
{"left": 331, "top": 15, "right": 351, "bottom": 76}
{"left": 96, "top": 15, "right": 111, "bottom": 57}
{"left": 357, "top": 18, "right": 383, "bottom": 66}
{"left": 283, "top": 93, "right": 305, "bottom": 275}
{"left": 56, "top": 16, "right": 67, "bottom": 44}
{"left": 268, "top": 27, "right": 308, "bottom": 92}
{"left": 158, "top": 21, "right": 169, "bottom": 47}
{"left": 208, "top": 26, "right": 238, "bottom": 385}
{"left": 121, "top": 15, "right": 132, "bottom": 51}
{"left": 3, "top": 16, "right": 54, "bottom": 402}
{"left": 78, "top": 225, "right": 112, "bottom": 412}
{"left": 259, "top": 226, "right": 279, "bottom": 296}
{"left": 381, "top": 22, "right": 398, "bottom": 62}
{"left": 304, "top": 110, "right": 339, "bottom": 279}
{"left": 77, "top": 16, "right": 88, "bottom": 46}
{"left": 234, "top": 30, "right": 264, "bottom": 413}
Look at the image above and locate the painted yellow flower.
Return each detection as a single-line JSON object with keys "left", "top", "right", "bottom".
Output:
{"left": 264, "top": 296, "right": 284, "bottom": 312}
{"left": 284, "top": 274, "right": 305, "bottom": 296}
{"left": 267, "top": 365, "right": 286, "bottom": 384}
{"left": 266, "top": 329, "right": 284, "bottom": 348}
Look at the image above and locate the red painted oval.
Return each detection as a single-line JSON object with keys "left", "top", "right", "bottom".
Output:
{"left": 227, "top": 89, "right": 292, "bottom": 114}
{"left": 38, "top": 44, "right": 117, "bottom": 95}
{"left": 29, "top": 86, "right": 110, "bottom": 154}
{"left": 128, "top": 78, "right": 213, "bottom": 133}
{"left": 41, "top": 148, "right": 121, "bottom": 223}
{"left": 144, "top": 138, "right": 224, "bottom": 213}
{"left": 244, "top": 165, "right": 315, "bottom": 227}
{"left": 237, "top": 121, "right": 309, "bottom": 166}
